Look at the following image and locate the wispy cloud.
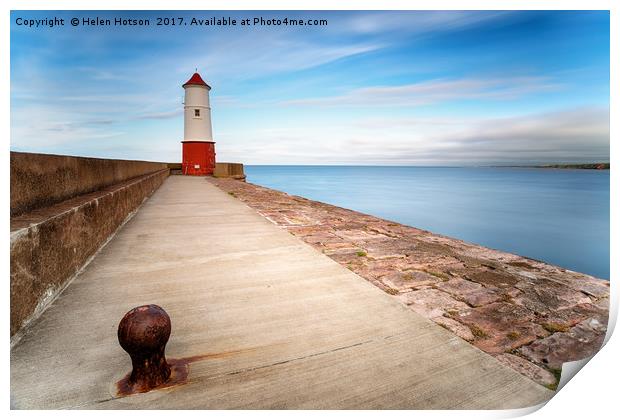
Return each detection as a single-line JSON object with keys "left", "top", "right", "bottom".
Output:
{"left": 188, "top": 37, "right": 381, "bottom": 82}
{"left": 134, "top": 110, "right": 183, "bottom": 120}
{"left": 42, "top": 119, "right": 116, "bottom": 132}
{"left": 75, "top": 66, "right": 131, "bottom": 82}
{"left": 339, "top": 11, "right": 509, "bottom": 36}
{"left": 282, "top": 76, "right": 560, "bottom": 107}
{"left": 56, "top": 93, "right": 153, "bottom": 103}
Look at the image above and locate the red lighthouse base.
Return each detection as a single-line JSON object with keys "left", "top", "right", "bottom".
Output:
{"left": 182, "top": 141, "right": 216, "bottom": 176}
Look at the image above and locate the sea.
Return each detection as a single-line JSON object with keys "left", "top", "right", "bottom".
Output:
{"left": 244, "top": 166, "right": 610, "bottom": 280}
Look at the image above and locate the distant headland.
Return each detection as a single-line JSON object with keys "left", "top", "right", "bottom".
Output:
{"left": 497, "top": 163, "right": 609, "bottom": 170}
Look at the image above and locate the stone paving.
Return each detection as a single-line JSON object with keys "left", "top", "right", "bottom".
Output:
{"left": 209, "top": 178, "right": 609, "bottom": 389}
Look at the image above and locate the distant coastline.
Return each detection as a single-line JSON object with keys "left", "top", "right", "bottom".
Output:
{"left": 496, "top": 163, "right": 610, "bottom": 170}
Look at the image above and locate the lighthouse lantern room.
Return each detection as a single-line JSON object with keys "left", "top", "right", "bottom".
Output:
{"left": 181, "top": 72, "right": 216, "bottom": 176}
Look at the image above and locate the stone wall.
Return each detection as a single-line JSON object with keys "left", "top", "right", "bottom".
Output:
{"left": 167, "top": 162, "right": 183, "bottom": 175}
{"left": 10, "top": 153, "right": 170, "bottom": 338}
{"left": 214, "top": 162, "right": 246, "bottom": 181}
{"left": 11, "top": 152, "right": 168, "bottom": 217}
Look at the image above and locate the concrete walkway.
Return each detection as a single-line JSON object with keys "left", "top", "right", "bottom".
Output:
{"left": 10, "top": 176, "right": 553, "bottom": 409}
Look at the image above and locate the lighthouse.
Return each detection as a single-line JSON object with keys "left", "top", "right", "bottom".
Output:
{"left": 181, "top": 72, "right": 216, "bottom": 175}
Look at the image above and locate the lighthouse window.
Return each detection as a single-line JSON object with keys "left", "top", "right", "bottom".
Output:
{"left": 194, "top": 109, "right": 200, "bottom": 117}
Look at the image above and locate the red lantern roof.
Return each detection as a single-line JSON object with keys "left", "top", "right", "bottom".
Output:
{"left": 182, "top": 72, "right": 211, "bottom": 89}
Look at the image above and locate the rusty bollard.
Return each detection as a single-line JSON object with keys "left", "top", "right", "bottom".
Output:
{"left": 118, "top": 304, "right": 172, "bottom": 393}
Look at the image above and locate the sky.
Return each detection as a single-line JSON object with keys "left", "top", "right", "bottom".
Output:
{"left": 10, "top": 10, "right": 610, "bottom": 165}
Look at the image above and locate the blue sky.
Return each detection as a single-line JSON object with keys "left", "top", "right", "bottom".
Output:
{"left": 10, "top": 10, "right": 609, "bottom": 164}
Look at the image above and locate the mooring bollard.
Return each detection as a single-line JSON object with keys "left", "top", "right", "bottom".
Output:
{"left": 117, "top": 304, "right": 172, "bottom": 393}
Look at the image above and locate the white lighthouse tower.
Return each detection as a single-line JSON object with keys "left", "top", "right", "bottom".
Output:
{"left": 181, "top": 72, "right": 216, "bottom": 175}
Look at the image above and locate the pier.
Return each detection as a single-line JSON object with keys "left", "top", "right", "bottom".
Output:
{"left": 10, "top": 175, "right": 553, "bottom": 409}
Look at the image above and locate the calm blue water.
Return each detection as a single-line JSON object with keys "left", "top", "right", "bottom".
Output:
{"left": 245, "top": 166, "right": 610, "bottom": 280}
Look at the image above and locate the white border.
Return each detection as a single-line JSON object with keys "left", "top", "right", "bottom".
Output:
{"left": 2, "top": 2, "right": 616, "bottom": 419}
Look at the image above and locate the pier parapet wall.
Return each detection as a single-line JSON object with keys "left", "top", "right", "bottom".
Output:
{"left": 10, "top": 152, "right": 169, "bottom": 338}
{"left": 11, "top": 152, "right": 168, "bottom": 217}
{"left": 214, "top": 162, "right": 246, "bottom": 181}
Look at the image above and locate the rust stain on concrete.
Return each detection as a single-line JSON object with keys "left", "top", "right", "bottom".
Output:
{"left": 115, "top": 348, "right": 258, "bottom": 397}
